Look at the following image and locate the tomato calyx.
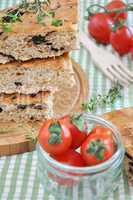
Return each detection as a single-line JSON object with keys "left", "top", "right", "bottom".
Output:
{"left": 48, "top": 122, "right": 62, "bottom": 144}
{"left": 112, "top": 19, "right": 125, "bottom": 32}
{"left": 71, "top": 113, "right": 85, "bottom": 132}
{"left": 87, "top": 140, "right": 105, "bottom": 160}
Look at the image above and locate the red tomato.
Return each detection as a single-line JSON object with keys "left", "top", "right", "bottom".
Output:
{"left": 131, "top": 48, "right": 133, "bottom": 60}
{"left": 52, "top": 149, "right": 86, "bottom": 167}
{"left": 39, "top": 119, "right": 72, "bottom": 155}
{"left": 88, "top": 13, "right": 113, "bottom": 44}
{"left": 131, "top": 37, "right": 133, "bottom": 59}
{"left": 110, "top": 26, "right": 132, "bottom": 55}
{"left": 131, "top": 37, "right": 133, "bottom": 47}
{"left": 48, "top": 150, "right": 86, "bottom": 186}
{"left": 60, "top": 115, "right": 87, "bottom": 149}
{"left": 48, "top": 172, "right": 77, "bottom": 186}
{"left": 81, "top": 126, "right": 116, "bottom": 166}
{"left": 106, "top": 0, "right": 127, "bottom": 22}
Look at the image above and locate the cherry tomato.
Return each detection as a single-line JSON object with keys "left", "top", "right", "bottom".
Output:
{"left": 48, "top": 172, "right": 77, "bottom": 186}
{"left": 131, "top": 48, "right": 133, "bottom": 60}
{"left": 48, "top": 150, "right": 86, "bottom": 186}
{"left": 39, "top": 119, "right": 72, "bottom": 155}
{"left": 110, "top": 26, "right": 132, "bottom": 55}
{"left": 131, "top": 37, "right": 133, "bottom": 60}
{"left": 88, "top": 13, "right": 113, "bottom": 44}
{"left": 131, "top": 37, "right": 133, "bottom": 47}
{"left": 60, "top": 115, "right": 87, "bottom": 149}
{"left": 81, "top": 126, "right": 116, "bottom": 166}
{"left": 106, "top": 0, "right": 127, "bottom": 22}
{"left": 52, "top": 149, "right": 86, "bottom": 167}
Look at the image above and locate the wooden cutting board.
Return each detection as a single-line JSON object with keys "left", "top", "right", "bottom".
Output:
{"left": 103, "top": 107, "right": 133, "bottom": 156}
{"left": 0, "top": 60, "right": 89, "bottom": 156}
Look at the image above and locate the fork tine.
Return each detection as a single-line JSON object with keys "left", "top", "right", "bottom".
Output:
{"left": 111, "top": 65, "right": 133, "bottom": 83}
{"left": 107, "top": 67, "right": 129, "bottom": 86}
{"left": 118, "top": 64, "right": 133, "bottom": 79}
{"left": 100, "top": 68, "right": 116, "bottom": 83}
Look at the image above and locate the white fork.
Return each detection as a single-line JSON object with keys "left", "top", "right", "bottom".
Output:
{"left": 80, "top": 32, "right": 133, "bottom": 86}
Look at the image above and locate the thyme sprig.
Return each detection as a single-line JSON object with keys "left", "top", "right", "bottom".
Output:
{"left": 0, "top": 9, "right": 23, "bottom": 32}
{"left": 0, "top": 0, "right": 62, "bottom": 32}
{"left": 26, "top": 129, "right": 38, "bottom": 144}
{"left": 0, "top": 21, "right": 12, "bottom": 32}
{"left": 82, "top": 83, "right": 122, "bottom": 112}
{"left": 18, "top": 124, "right": 38, "bottom": 144}
{"left": 20, "top": 0, "right": 63, "bottom": 27}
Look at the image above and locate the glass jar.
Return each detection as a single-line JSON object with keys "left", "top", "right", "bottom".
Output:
{"left": 37, "top": 114, "right": 125, "bottom": 200}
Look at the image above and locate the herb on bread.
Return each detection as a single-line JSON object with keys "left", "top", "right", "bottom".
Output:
{"left": 2, "top": 9, "right": 23, "bottom": 23}
{"left": 0, "top": 21, "right": 12, "bottom": 32}
{"left": 20, "top": 0, "right": 62, "bottom": 26}
{"left": 37, "top": 10, "right": 55, "bottom": 25}
{"left": 51, "top": 19, "right": 63, "bottom": 27}
{"left": 0, "top": 9, "right": 23, "bottom": 32}
{"left": 0, "top": 0, "right": 63, "bottom": 32}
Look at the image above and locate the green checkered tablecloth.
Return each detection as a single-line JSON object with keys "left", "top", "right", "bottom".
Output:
{"left": 0, "top": 0, "right": 133, "bottom": 199}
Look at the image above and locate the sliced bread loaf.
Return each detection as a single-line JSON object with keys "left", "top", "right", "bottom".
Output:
{"left": 0, "top": 53, "right": 75, "bottom": 94}
{"left": 0, "top": 0, "right": 78, "bottom": 63}
{"left": 0, "top": 91, "right": 53, "bottom": 122}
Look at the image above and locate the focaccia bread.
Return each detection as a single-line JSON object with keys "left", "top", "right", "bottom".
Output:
{"left": 0, "top": 0, "right": 78, "bottom": 63}
{"left": 0, "top": 91, "right": 53, "bottom": 122}
{"left": 0, "top": 54, "right": 75, "bottom": 94}
{"left": 0, "top": 53, "right": 13, "bottom": 64}
{"left": 125, "top": 154, "right": 133, "bottom": 185}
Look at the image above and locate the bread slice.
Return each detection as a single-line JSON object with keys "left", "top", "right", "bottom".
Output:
{"left": 0, "top": 53, "right": 13, "bottom": 64}
{"left": 0, "top": 0, "right": 78, "bottom": 63}
{"left": 0, "top": 53, "right": 75, "bottom": 94}
{"left": 0, "top": 91, "right": 53, "bottom": 122}
{"left": 125, "top": 154, "right": 133, "bottom": 185}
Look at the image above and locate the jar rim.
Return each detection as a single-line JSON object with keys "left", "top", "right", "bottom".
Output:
{"left": 37, "top": 114, "right": 125, "bottom": 174}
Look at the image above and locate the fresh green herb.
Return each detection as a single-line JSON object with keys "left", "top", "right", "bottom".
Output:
{"left": 48, "top": 10, "right": 55, "bottom": 18}
{"left": 18, "top": 124, "right": 38, "bottom": 144}
{"left": 51, "top": 19, "right": 63, "bottom": 27}
{"left": 0, "top": 9, "right": 23, "bottom": 32}
{"left": 87, "top": 140, "right": 105, "bottom": 160}
{"left": 26, "top": 130, "right": 38, "bottom": 144}
{"left": 37, "top": 12, "right": 46, "bottom": 24}
{"left": 0, "top": 0, "right": 61, "bottom": 32}
{"left": 20, "top": 0, "right": 50, "bottom": 11}
{"left": 19, "top": 0, "right": 29, "bottom": 9}
{"left": 2, "top": 9, "right": 22, "bottom": 23}
{"left": 37, "top": 10, "right": 55, "bottom": 25}
{"left": 82, "top": 83, "right": 122, "bottom": 112}
{"left": 0, "top": 22, "right": 12, "bottom": 32}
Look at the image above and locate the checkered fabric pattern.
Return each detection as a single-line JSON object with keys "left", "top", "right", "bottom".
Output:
{"left": 0, "top": 0, "right": 133, "bottom": 199}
